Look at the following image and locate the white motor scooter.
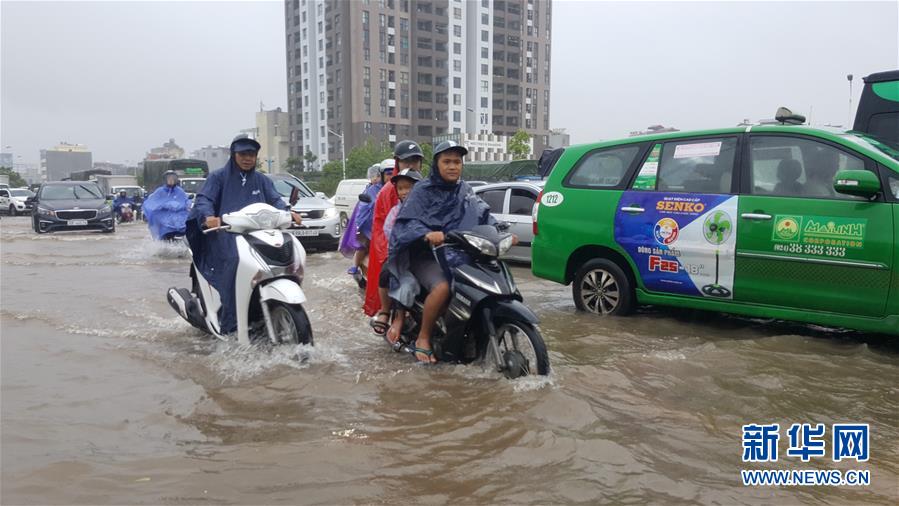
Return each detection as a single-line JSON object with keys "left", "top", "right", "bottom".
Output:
{"left": 167, "top": 203, "right": 313, "bottom": 346}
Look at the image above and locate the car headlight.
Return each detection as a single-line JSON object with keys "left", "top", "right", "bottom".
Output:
{"left": 462, "top": 234, "right": 497, "bottom": 256}
{"left": 101, "top": 204, "right": 112, "bottom": 213}
{"left": 498, "top": 235, "right": 514, "bottom": 255}
{"left": 323, "top": 207, "right": 338, "bottom": 219}
{"left": 38, "top": 206, "right": 55, "bottom": 217}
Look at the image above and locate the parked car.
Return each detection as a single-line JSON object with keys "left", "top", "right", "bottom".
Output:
{"left": 0, "top": 187, "right": 35, "bottom": 215}
{"left": 29, "top": 181, "right": 115, "bottom": 234}
{"left": 474, "top": 181, "right": 544, "bottom": 263}
{"left": 268, "top": 174, "right": 341, "bottom": 250}
{"left": 467, "top": 180, "right": 489, "bottom": 187}
{"left": 333, "top": 178, "right": 370, "bottom": 229}
{"left": 532, "top": 116, "right": 899, "bottom": 335}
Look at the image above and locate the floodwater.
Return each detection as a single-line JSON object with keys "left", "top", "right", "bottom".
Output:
{"left": 1, "top": 216, "right": 897, "bottom": 505}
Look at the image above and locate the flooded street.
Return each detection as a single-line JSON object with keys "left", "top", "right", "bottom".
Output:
{"left": 2, "top": 217, "right": 897, "bottom": 505}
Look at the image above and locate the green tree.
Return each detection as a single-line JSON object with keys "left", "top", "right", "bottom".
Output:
{"left": 507, "top": 129, "right": 531, "bottom": 160}
{"left": 303, "top": 148, "right": 318, "bottom": 172}
{"left": 419, "top": 142, "right": 433, "bottom": 178}
{"left": 0, "top": 166, "right": 27, "bottom": 187}
{"left": 283, "top": 156, "right": 304, "bottom": 177}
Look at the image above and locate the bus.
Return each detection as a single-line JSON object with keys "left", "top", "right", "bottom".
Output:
{"left": 142, "top": 159, "right": 209, "bottom": 195}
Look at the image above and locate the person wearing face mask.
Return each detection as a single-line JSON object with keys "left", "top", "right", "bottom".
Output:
{"left": 185, "top": 134, "right": 302, "bottom": 335}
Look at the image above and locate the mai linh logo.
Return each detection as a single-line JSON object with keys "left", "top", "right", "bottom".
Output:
{"left": 773, "top": 215, "right": 801, "bottom": 242}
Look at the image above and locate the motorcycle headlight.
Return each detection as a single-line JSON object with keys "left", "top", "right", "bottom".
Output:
{"left": 463, "top": 234, "right": 497, "bottom": 256}
{"left": 498, "top": 235, "right": 514, "bottom": 255}
{"left": 323, "top": 207, "right": 338, "bottom": 219}
{"left": 38, "top": 206, "right": 55, "bottom": 217}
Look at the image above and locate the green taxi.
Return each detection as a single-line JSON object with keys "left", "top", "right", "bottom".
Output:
{"left": 531, "top": 121, "right": 899, "bottom": 335}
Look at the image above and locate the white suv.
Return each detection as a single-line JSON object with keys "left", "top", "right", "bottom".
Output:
{"left": 1, "top": 187, "right": 35, "bottom": 216}
{"left": 268, "top": 174, "right": 341, "bottom": 250}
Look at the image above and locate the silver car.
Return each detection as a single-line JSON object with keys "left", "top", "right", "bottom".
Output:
{"left": 268, "top": 174, "right": 342, "bottom": 250}
{"left": 474, "top": 180, "right": 544, "bottom": 263}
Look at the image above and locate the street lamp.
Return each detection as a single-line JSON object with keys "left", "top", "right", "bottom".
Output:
{"left": 328, "top": 128, "right": 346, "bottom": 180}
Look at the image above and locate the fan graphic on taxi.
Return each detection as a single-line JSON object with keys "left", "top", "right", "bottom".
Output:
{"left": 701, "top": 210, "right": 733, "bottom": 298}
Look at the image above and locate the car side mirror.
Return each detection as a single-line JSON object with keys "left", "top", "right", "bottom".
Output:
{"left": 289, "top": 187, "right": 300, "bottom": 206}
{"left": 315, "top": 191, "right": 327, "bottom": 199}
{"left": 358, "top": 193, "right": 372, "bottom": 203}
{"left": 25, "top": 197, "right": 35, "bottom": 205}
{"left": 833, "top": 170, "right": 881, "bottom": 199}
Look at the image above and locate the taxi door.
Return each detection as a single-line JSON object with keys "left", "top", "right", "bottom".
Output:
{"left": 734, "top": 134, "right": 893, "bottom": 317}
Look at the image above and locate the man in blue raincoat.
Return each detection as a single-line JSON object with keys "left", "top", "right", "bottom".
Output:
{"left": 143, "top": 171, "right": 191, "bottom": 240}
{"left": 386, "top": 140, "right": 505, "bottom": 363}
{"left": 186, "top": 135, "right": 302, "bottom": 335}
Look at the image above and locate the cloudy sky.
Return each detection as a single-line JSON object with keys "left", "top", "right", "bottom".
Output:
{"left": 2, "top": 0, "right": 897, "bottom": 164}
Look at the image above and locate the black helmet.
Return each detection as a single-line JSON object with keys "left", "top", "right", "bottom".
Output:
{"left": 390, "top": 168, "right": 423, "bottom": 185}
{"left": 394, "top": 140, "right": 424, "bottom": 160}
{"left": 230, "top": 134, "right": 261, "bottom": 153}
{"left": 433, "top": 140, "right": 468, "bottom": 159}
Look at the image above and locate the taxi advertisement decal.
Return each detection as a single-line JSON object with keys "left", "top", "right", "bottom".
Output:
{"left": 615, "top": 192, "right": 738, "bottom": 298}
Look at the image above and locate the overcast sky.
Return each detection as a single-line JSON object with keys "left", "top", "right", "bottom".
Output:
{"left": 2, "top": 0, "right": 897, "bottom": 165}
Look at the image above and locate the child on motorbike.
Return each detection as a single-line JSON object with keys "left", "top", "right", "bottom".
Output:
{"left": 382, "top": 168, "right": 423, "bottom": 346}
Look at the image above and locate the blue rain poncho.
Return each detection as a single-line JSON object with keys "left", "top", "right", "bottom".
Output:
{"left": 113, "top": 195, "right": 135, "bottom": 214}
{"left": 354, "top": 181, "right": 382, "bottom": 240}
{"left": 385, "top": 168, "right": 495, "bottom": 307}
{"left": 185, "top": 160, "right": 288, "bottom": 334}
{"left": 142, "top": 185, "right": 190, "bottom": 240}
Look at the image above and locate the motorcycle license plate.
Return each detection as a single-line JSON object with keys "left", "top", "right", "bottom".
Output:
{"left": 68, "top": 219, "right": 88, "bottom": 226}
{"left": 289, "top": 228, "right": 319, "bottom": 237}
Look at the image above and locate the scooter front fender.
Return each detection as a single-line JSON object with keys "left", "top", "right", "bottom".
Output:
{"left": 486, "top": 298, "right": 539, "bottom": 324}
{"left": 259, "top": 278, "right": 307, "bottom": 305}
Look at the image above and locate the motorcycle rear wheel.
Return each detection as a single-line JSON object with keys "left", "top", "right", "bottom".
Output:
{"left": 490, "top": 320, "right": 550, "bottom": 377}
{"left": 269, "top": 302, "right": 314, "bottom": 346}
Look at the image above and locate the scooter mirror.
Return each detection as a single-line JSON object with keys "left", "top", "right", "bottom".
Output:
{"left": 358, "top": 193, "right": 372, "bottom": 203}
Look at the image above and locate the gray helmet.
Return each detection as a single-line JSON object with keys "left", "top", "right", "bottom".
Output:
{"left": 394, "top": 140, "right": 424, "bottom": 160}
{"left": 230, "top": 134, "right": 261, "bottom": 154}
{"left": 163, "top": 170, "right": 180, "bottom": 186}
{"left": 366, "top": 164, "right": 381, "bottom": 179}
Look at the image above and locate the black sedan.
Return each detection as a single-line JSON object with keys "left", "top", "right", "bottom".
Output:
{"left": 30, "top": 182, "right": 115, "bottom": 234}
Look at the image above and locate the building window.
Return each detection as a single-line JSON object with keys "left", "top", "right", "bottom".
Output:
{"left": 453, "top": 7, "right": 461, "bottom": 19}
{"left": 481, "top": 47, "right": 488, "bottom": 59}
{"left": 453, "top": 59, "right": 462, "bottom": 71}
{"left": 453, "top": 24, "right": 462, "bottom": 37}
{"left": 481, "top": 64, "right": 488, "bottom": 75}
{"left": 453, "top": 42, "right": 461, "bottom": 54}
{"left": 481, "top": 97, "right": 488, "bottom": 108}
{"left": 482, "top": 13, "right": 488, "bottom": 25}
{"left": 453, "top": 77, "right": 461, "bottom": 89}
{"left": 481, "top": 80, "right": 489, "bottom": 92}
{"left": 481, "top": 30, "right": 489, "bottom": 42}
{"left": 453, "top": 111, "right": 461, "bottom": 122}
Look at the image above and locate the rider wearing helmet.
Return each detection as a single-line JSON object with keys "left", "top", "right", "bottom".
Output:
{"left": 386, "top": 140, "right": 508, "bottom": 363}
{"left": 185, "top": 134, "right": 302, "bottom": 335}
{"left": 143, "top": 169, "right": 191, "bottom": 240}
{"left": 365, "top": 140, "right": 425, "bottom": 334}
{"left": 113, "top": 189, "right": 135, "bottom": 219}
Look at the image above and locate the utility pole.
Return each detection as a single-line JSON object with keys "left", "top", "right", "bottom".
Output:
{"left": 328, "top": 128, "right": 346, "bottom": 180}
{"left": 847, "top": 74, "right": 854, "bottom": 129}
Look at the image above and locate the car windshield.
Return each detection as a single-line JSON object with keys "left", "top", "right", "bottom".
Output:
{"left": 181, "top": 179, "right": 205, "bottom": 193}
{"left": 273, "top": 178, "right": 315, "bottom": 198}
{"left": 41, "top": 184, "right": 103, "bottom": 200}
{"left": 848, "top": 132, "right": 899, "bottom": 162}
{"left": 11, "top": 189, "right": 34, "bottom": 198}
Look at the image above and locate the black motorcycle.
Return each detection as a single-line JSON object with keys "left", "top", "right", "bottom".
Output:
{"left": 389, "top": 224, "right": 550, "bottom": 378}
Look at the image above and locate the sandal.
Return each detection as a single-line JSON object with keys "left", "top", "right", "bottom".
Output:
{"left": 369, "top": 311, "right": 390, "bottom": 335}
{"left": 413, "top": 342, "right": 437, "bottom": 364}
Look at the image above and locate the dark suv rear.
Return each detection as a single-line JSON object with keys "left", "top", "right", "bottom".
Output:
{"left": 30, "top": 181, "right": 115, "bottom": 234}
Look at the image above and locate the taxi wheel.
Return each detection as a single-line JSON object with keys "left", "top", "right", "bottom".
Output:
{"left": 573, "top": 259, "right": 634, "bottom": 316}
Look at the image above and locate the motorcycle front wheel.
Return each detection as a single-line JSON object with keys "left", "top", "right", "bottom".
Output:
{"left": 490, "top": 320, "right": 550, "bottom": 378}
{"left": 269, "top": 302, "right": 314, "bottom": 346}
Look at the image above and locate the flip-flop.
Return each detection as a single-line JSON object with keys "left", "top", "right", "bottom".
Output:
{"left": 413, "top": 345, "right": 437, "bottom": 364}
{"left": 369, "top": 311, "right": 390, "bottom": 336}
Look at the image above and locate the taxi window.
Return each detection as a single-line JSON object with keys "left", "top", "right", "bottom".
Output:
{"left": 656, "top": 138, "right": 737, "bottom": 194}
{"left": 750, "top": 136, "right": 866, "bottom": 200}
{"left": 565, "top": 145, "right": 641, "bottom": 188}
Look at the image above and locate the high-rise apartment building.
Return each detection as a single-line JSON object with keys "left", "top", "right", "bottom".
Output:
{"left": 285, "top": 0, "right": 552, "bottom": 168}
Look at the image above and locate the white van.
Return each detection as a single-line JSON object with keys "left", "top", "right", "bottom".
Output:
{"left": 333, "top": 178, "right": 370, "bottom": 229}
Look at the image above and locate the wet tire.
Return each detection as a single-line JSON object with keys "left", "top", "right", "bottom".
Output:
{"left": 9, "top": 206, "right": 16, "bottom": 216}
{"left": 269, "top": 302, "right": 314, "bottom": 346}
{"left": 573, "top": 258, "right": 634, "bottom": 316}
{"left": 491, "top": 320, "right": 550, "bottom": 376}
{"left": 340, "top": 213, "right": 348, "bottom": 231}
